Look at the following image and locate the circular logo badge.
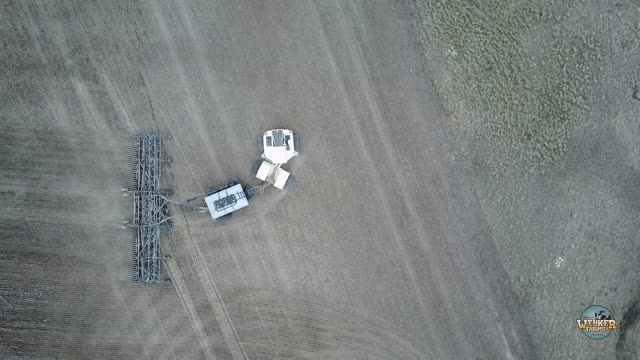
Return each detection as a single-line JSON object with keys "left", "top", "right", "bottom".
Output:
{"left": 577, "top": 305, "right": 616, "bottom": 340}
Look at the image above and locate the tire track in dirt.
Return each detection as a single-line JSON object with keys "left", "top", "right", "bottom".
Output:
{"left": 131, "top": 116, "right": 249, "bottom": 359}
{"left": 222, "top": 289, "right": 426, "bottom": 359}
{"left": 97, "top": 69, "right": 138, "bottom": 131}
{"left": 18, "top": 1, "right": 70, "bottom": 127}
{"left": 309, "top": 1, "right": 525, "bottom": 357}
{"left": 116, "top": 277, "right": 219, "bottom": 360}
{"left": 308, "top": 1, "right": 442, "bottom": 357}
{"left": 164, "top": 255, "right": 218, "bottom": 360}
{"left": 148, "top": 0, "right": 224, "bottom": 177}
{"left": 169, "top": 3, "right": 308, "bottom": 349}
{"left": 136, "top": 70, "right": 204, "bottom": 188}
{"left": 114, "top": 284, "right": 192, "bottom": 360}
{"left": 324, "top": 0, "right": 475, "bottom": 354}
{"left": 332, "top": 2, "right": 528, "bottom": 358}
{"left": 24, "top": 1, "right": 134, "bottom": 130}
{"left": 215, "top": 230, "right": 281, "bottom": 356}
{"left": 167, "top": 3, "right": 298, "bottom": 350}
{"left": 168, "top": 219, "right": 249, "bottom": 360}
{"left": 34, "top": 1, "right": 102, "bottom": 129}
{"left": 148, "top": 127, "right": 255, "bottom": 359}
{"left": 171, "top": 0, "right": 241, "bottom": 174}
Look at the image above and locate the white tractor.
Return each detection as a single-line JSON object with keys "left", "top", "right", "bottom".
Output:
{"left": 252, "top": 129, "right": 300, "bottom": 191}
{"left": 201, "top": 129, "right": 300, "bottom": 221}
{"left": 123, "top": 130, "right": 301, "bottom": 229}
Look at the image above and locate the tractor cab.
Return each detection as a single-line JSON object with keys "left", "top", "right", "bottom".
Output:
{"left": 254, "top": 129, "right": 300, "bottom": 191}
{"left": 260, "top": 129, "right": 300, "bottom": 165}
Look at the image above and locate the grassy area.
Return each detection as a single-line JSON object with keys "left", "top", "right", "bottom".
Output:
{"left": 415, "top": 2, "right": 640, "bottom": 359}
{"left": 416, "top": 0, "right": 598, "bottom": 174}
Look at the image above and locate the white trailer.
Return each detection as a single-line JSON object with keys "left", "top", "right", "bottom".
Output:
{"left": 204, "top": 182, "right": 251, "bottom": 220}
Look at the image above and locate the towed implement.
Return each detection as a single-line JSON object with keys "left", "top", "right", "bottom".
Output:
{"left": 121, "top": 129, "right": 300, "bottom": 284}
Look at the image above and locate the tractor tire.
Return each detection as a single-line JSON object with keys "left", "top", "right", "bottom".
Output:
{"left": 205, "top": 187, "right": 220, "bottom": 197}
{"left": 217, "top": 213, "right": 233, "bottom": 222}
{"left": 283, "top": 175, "right": 295, "bottom": 192}
{"left": 257, "top": 136, "right": 264, "bottom": 154}
{"left": 244, "top": 187, "right": 256, "bottom": 201}
{"left": 251, "top": 160, "right": 262, "bottom": 176}
{"left": 294, "top": 134, "right": 301, "bottom": 154}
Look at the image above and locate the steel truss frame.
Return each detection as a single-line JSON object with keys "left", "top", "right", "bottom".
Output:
{"left": 131, "top": 133, "right": 171, "bottom": 284}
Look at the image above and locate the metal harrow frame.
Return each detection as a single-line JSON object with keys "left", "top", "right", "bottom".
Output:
{"left": 130, "top": 132, "right": 171, "bottom": 284}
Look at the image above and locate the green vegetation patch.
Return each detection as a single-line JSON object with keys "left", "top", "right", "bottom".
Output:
{"left": 417, "top": 0, "right": 599, "bottom": 173}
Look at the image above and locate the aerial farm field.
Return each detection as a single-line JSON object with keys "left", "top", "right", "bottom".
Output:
{"left": 1, "top": 0, "right": 636, "bottom": 359}
{"left": 416, "top": 0, "right": 640, "bottom": 358}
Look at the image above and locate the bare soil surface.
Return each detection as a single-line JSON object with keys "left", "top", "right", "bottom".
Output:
{"left": 1, "top": 1, "right": 534, "bottom": 359}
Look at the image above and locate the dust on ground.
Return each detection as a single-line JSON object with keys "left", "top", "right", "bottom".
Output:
{"left": 415, "top": 0, "right": 640, "bottom": 359}
{"left": 1, "top": 1, "right": 536, "bottom": 359}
